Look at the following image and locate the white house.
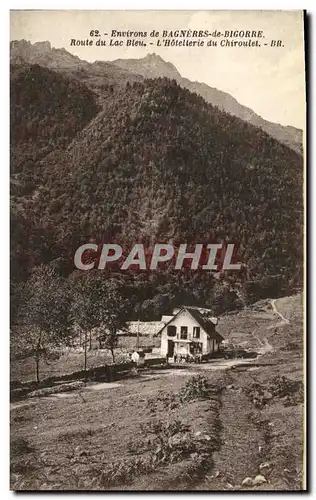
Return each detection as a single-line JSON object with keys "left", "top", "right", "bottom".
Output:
{"left": 156, "top": 306, "right": 223, "bottom": 359}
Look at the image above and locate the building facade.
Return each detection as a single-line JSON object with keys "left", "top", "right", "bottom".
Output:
{"left": 157, "top": 307, "right": 223, "bottom": 359}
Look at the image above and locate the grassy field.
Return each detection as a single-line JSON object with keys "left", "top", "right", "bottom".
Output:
{"left": 10, "top": 294, "right": 305, "bottom": 491}
{"left": 11, "top": 335, "right": 160, "bottom": 383}
{"left": 11, "top": 347, "right": 128, "bottom": 383}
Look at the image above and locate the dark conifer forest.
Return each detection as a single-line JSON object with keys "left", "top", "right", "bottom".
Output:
{"left": 10, "top": 60, "right": 303, "bottom": 321}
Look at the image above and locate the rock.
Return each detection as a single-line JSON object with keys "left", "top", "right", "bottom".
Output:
{"left": 259, "top": 462, "right": 271, "bottom": 471}
{"left": 203, "top": 434, "right": 211, "bottom": 441}
{"left": 227, "top": 385, "right": 233, "bottom": 389}
{"left": 168, "top": 434, "right": 186, "bottom": 447}
{"left": 242, "top": 477, "right": 254, "bottom": 487}
{"left": 263, "top": 391, "right": 273, "bottom": 400}
{"left": 253, "top": 474, "right": 267, "bottom": 485}
{"left": 195, "top": 431, "right": 212, "bottom": 441}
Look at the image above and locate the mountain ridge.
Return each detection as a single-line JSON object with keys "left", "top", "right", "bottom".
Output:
{"left": 10, "top": 40, "right": 302, "bottom": 154}
{"left": 111, "top": 53, "right": 302, "bottom": 154}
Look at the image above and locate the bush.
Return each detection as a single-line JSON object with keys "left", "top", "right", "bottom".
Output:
{"left": 146, "top": 391, "right": 179, "bottom": 413}
{"left": 179, "top": 375, "right": 211, "bottom": 402}
{"left": 100, "top": 456, "right": 152, "bottom": 486}
{"left": 244, "top": 376, "right": 304, "bottom": 408}
{"left": 269, "top": 376, "right": 303, "bottom": 398}
{"left": 99, "top": 419, "right": 195, "bottom": 487}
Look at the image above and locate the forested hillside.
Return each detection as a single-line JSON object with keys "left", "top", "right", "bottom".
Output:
{"left": 10, "top": 63, "right": 303, "bottom": 321}
{"left": 10, "top": 41, "right": 303, "bottom": 154}
{"left": 112, "top": 53, "right": 303, "bottom": 155}
{"left": 11, "top": 64, "right": 100, "bottom": 176}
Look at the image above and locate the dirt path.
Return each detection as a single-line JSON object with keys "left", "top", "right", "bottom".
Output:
{"left": 197, "top": 386, "right": 263, "bottom": 490}
{"left": 251, "top": 325, "right": 273, "bottom": 354}
{"left": 250, "top": 298, "right": 291, "bottom": 353}
{"left": 269, "top": 298, "right": 290, "bottom": 327}
{"left": 198, "top": 297, "right": 295, "bottom": 490}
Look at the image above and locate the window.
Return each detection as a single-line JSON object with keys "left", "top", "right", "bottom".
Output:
{"left": 180, "top": 326, "right": 188, "bottom": 339}
{"left": 167, "top": 325, "right": 176, "bottom": 337}
{"left": 193, "top": 326, "right": 200, "bottom": 339}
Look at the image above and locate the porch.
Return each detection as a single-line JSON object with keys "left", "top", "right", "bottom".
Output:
{"left": 167, "top": 338, "right": 203, "bottom": 360}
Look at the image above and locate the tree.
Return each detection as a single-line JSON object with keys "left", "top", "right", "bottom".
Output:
{"left": 211, "top": 278, "right": 245, "bottom": 315}
{"left": 70, "top": 277, "right": 99, "bottom": 372}
{"left": 94, "top": 278, "right": 130, "bottom": 363}
{"left": 138, "top": 293, "right": 171, "bottom": 321}
{"left": 98, "top": 328, "right": 119, "bottom": 364}
{"left": 71, "top": 275, "right": 130, "bottom": 367}
{"left": 17, "top": 265, "right": 73, "bottom": 383}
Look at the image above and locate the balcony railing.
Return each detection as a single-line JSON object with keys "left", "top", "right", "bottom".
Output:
{"left": 176, "top": 333, "right": 191, "bottom": 341}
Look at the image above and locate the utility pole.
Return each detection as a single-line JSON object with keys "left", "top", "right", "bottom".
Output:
{"left": 136, "top": 319, "right": 140, "bottom": 350}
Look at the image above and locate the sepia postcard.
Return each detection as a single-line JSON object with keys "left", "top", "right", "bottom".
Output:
{"left": 10, "top": 10, "right": 306, "bottom": 491}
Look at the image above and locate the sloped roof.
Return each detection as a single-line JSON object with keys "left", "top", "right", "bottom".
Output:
{"left": 184, "top": 306, "right": 218, "bottom": 325}
{"left": 173, "top": 306, "right": 217, "bottom": 324}
{"left": 185, "top": 308, "right": 223, "bottom": 341}
{"left": 123, "top": 321, "right": 164, "bottom": 336}
{"left": 156, "top": 307, "right": 223, "bottom": 342}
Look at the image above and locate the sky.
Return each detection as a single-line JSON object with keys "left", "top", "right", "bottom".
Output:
{"left": 10, "top": 10, "right": 306, "bottom": 129}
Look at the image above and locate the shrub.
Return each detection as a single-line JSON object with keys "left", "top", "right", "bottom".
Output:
{"left": 269, "top": 376, "right": 303, "bottom": 398}
{"left": 144, "top": 418, "right": 213, "bottom": 466}
{"left": 100, "top": 456, "right": 152, "bottom": 486}
{"left": 146, "top": 391, "right": 178, "bottom": 413}
{"left": 244, "top": 376, "right": 304, "bottom": 408}
{"left": 179, "top": 375, "right": 211, "bottom": 402}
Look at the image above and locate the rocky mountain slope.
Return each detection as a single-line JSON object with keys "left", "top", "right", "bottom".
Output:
{"left": 10, "top": 41, "right": 303, "bottom": 154}
{"left": 112, "top": 53, "right": 303, "bottom": 155}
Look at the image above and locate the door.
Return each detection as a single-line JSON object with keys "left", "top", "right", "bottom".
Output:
{"left": 167, "top": 340, "right": 174, "bottom": 357}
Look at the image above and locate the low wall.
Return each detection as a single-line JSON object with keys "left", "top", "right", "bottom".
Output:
{"left": 10, "top": 357, "right": 167, "bottom": 399}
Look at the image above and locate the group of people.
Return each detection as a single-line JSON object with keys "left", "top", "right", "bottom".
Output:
{"left": 173, "top": 353, "right": 203, "bottom": 364}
